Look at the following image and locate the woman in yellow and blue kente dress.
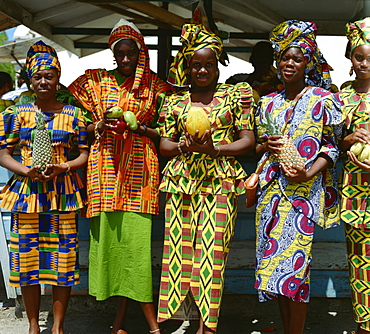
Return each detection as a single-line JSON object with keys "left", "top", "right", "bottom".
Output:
{"left": 0, "top": 41, "right": 88, "bottom": 334}
{"left": 69, "top": 19, "right": 172, "bottom": 334}
{"left": 338, "top": 17, "right": 370, "bottom": 334}
{"left": 254, "top": 20, "right": 342, "bottom": 333}
{"left": 157, "top": 24, "right": 255, "bottom": 333}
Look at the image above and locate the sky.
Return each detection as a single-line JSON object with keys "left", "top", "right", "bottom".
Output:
{"left": 4, "top": 26, "right": 353, "bottom": 90}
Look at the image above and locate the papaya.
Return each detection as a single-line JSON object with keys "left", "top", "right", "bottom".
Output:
{"left": 123, "top": 111, "right": 138, "bottom": 130}
{"left": 106, "top": 106, "right": 124, "bottom": 119}
{"left": 186, "top": 107, "right": 211, "bottom": 137}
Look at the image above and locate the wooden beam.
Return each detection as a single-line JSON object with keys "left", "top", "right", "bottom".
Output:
{"left": 0, "top": 0, "right": 80, "bottom": 56}
{"left": 119, "top": 1, "right": 188, "bottom": 29}
{"left": 97, "top": 4, "right": 172, "bottom": 30}
{"left": 0, "top": 12, "right": 19, "bottom": 32}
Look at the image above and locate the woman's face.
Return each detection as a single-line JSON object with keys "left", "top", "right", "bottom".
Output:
{"left": 31, "top": 68, "right": 59, "bottom": 100}
{"left": 189, "top": 48, "right": 218, "bottom": 89}
{"left": 279, "top": 47, "right": 306, "bottom": 85}
{"left": 351, "top": 44, "right": 370, "bottom": 81}
{"left": 113, "top": 39, "right": 140, "bottom": 77}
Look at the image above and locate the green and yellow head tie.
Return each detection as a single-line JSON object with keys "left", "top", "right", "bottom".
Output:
{"left": 346, "top": 17, "right": 370, "bottom": 51}
{"left": 167, "top": 24, "right": 224, "bottom": 87}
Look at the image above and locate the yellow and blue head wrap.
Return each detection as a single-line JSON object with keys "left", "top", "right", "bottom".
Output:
{"left": 25, "top": 40, "right": 61, "bottom": 79}
{"left": 270, "top": 20, "right": 332, "bottom": 90}
{"left": 167, "top": 24, "right": 224, "bottom": 87}
{"left": 346, "top": 17, "right": 370, "bottom": 52}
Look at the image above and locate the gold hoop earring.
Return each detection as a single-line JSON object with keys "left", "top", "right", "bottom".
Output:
{"left": 349, "top": 67, "right": 354, "bottom": 76}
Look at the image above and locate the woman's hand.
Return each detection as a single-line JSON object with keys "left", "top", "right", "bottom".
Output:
{"left": 26, "top": 166, "right": 45, "bottom": 182}
{"left": 34, "top": 163, "right": 69, "bottom": 182}
{"left": 184, "top": 129, "right": 218, "bottom": 155}
{"left": 340, "top": 128, "right": 370, "bottom": 152}
{"left": 348, "top": 151, "right": 370, "bottom": 172}
{"left": 266, "top": 135, "right": 284, "bottom": 156}
{"left": 280, "top": 163, "right": 309, "bottom": 182}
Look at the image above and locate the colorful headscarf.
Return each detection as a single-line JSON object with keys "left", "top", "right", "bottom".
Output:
{"left": 167, "top": 24, "right": 224, "bottom": 87}
{"left": 108, "top": 18, "right": 150, "bottom": 96}
{"left": 270, "top": 20, "right": 332, "bottom": 90}
{"left": 25, "top": 40, "right": 61, "bottom": 79}
{"left": 346, "top": 17, "right": 370, "bottom": 51}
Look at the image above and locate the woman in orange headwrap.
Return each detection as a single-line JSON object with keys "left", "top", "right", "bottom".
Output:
{"left": 338, "top": 17, "right": 370, "bottom": 334}
{"left": 157, "top": 23, "right": 255, "bottom": 333}
{"left": 69, "top": 19, "right": 172, "bottom": 334}
{"left": 0, "top": 40, "right": 88, "bottom": 334}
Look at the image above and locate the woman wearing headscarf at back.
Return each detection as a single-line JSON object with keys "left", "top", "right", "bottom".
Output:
{"left": 338, "top": 17, "right": 370, "bottom": 334}
{"left": 253, "top": 20, "right": 342, "bottom": 333}
{"left": 0, "top": 40, "right": 88, "bottom": 334}
{"left": 157, "top": 23, "right": 255, "bottom": 333}
{"left": 68, "top": 19, "right": 173, "bottom": 334}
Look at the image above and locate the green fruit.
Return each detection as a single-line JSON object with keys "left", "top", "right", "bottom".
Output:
{"left": 106, "top": 106, "right": 124, "bottom": 118}
{"left": 350, "top": 142, "right": 365, "bottom": 156}
{"left": 124, "top": 111, "right": 138, "bottom": 130}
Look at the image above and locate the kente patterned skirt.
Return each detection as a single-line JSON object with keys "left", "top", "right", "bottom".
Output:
{"left": 9, "top": 212, "right": 79, "bottom": 287}
{"left": 345, "top": 224, "right": 370, "bottom": 330}
{"left": 157, "top": 192, "right": 237, "bottom": 332}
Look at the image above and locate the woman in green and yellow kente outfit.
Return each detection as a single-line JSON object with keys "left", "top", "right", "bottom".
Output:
{"left": 157, "top": 23, "right": 255, "bottom": 333}
{"left": 69, "top": 19, "right": 172, "bottom": 334}
{"left": 339, "top": 17, "right": 370, "bottom": 334}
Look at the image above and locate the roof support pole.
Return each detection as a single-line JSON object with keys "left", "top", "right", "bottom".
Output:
{"left": 157, "top": 2, "right": 172, "bottom": 80}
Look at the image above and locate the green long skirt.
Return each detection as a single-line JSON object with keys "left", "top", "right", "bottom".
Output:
{"left": 89, "top": 211, "right": 153, "bottom": 302}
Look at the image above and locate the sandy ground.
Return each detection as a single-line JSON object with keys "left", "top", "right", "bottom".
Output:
{"left": 0, "top": 289, "right": 358, "bottom": 334}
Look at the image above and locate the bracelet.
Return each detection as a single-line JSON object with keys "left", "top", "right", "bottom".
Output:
{"left": 94, "top": 120, "right": 105, "bottom": 140}
{"left": 140, "top": 124, "right": 148, "bottom": 135}
{"left": 149, "top": 329, "right": 161, "bottom": 333}
{"left": 214, "top": 145, "right": 221, "bottom": 157}
{"left": 60, "top": 162, "right": 70, "bottom": 173}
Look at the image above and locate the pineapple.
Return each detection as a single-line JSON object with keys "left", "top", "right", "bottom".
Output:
{"left": 260, "top": 112, "right": 305, "bottom": 171}
{"left": 32, "top": 109, "right": 53, "bottom": 171}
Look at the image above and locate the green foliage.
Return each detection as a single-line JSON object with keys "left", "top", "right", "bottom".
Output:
{"left": 0, "top": 31, "right": 16, "bottom": 83}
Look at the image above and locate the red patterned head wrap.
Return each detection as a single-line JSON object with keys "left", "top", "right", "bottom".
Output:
{"left": 108, "top": 19, "right": 150, "bottom": 96}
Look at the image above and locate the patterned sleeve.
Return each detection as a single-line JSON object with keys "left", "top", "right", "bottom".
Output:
{"left": 0, "top": 107, "right": 20, "bottom": 149}
{"left": 68, "top": 73, "right": 94, "bottom": 124}
{"left": 318, "top": 93, "right": 343, "bottom": 162}
{"left": 232, "top": 82, "right": 256, "bottom": 131}
{"left": 159, "top": 94, "right": 179, "bottom": 140}
{"left": 72, "top": 107, "right": 89, "bottom": 150}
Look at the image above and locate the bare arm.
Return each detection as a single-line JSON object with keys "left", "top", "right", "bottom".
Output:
{"left": 160, "top": 129, "right": 255, "bottom": 158}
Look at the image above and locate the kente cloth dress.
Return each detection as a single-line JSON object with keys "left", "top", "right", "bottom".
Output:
{"left": 254, "top": 87, "right": 342, "bottom": 303}
{"left": 69, "top": 69, "right": 171, "bottom": 302}
{"left": 157, "top": 82, "right": 255, "bottom": 331}
{"left": 339, "top": 84, "right": 370, "bottom": 328}
{"left": 0, "top": 104, "right": 87, "bottom": 287}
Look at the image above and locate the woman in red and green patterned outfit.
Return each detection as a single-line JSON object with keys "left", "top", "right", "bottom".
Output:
{"left": 339, "top": 17, "right": 370, "bottom": 334}
{"left": 69, "top": 19, "right": 172, "bottom": 334}
{"left": 157, "top": 24, "right": 255, "bottom": 333}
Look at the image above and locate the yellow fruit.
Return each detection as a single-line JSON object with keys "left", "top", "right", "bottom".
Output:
{"left": 350, "top": 142, "right": 365, "bottom": 156}
{"left": 359, "top": 144, "right": 370, "bottom": 162}
{"left": 186, "top": 107, "right": 211, "bottom": 137}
